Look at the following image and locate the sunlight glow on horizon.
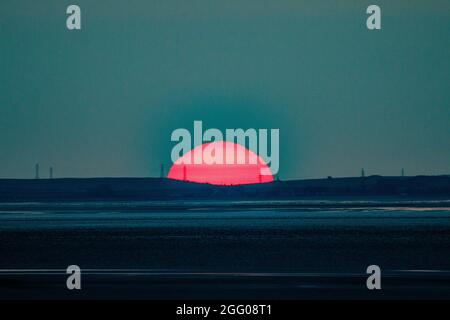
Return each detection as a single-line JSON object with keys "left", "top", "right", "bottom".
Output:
{"left": 167, "top": 141, "right": 274, "bottom": 186}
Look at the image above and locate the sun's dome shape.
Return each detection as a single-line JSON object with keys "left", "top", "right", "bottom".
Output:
{"left": 167, "top": 141, "right": 273, "bottom": 186}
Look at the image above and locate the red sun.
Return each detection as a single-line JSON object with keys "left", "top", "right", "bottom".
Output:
{"left": 167, "top": 141, "right": 273, "bottom": 186}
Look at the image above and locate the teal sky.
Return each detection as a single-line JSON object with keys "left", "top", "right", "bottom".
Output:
{"left": 1, "top": 1, "right": 449, "bottom": 179}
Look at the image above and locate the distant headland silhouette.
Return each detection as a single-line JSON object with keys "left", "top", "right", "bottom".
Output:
{"left": 0, "top": 175, "right": 449, "bottom": 202}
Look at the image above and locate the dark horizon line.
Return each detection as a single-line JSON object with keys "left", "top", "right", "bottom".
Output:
{"left": 1, "top": 173, "right": 449, "bottom": 182}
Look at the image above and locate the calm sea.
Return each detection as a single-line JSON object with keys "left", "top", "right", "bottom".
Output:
{"left": 1, "top": 199, "right": 449, "bottom": 299}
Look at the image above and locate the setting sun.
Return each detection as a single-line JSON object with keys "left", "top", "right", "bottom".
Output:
{"left": 167, "top": 141, "right": 274, "bottom": 185}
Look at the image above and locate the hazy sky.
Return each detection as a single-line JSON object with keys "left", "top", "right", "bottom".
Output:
{"left": 1, "top": 1, "right": 449, "bottom": 179}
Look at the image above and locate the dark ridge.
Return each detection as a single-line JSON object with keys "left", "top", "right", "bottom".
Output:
{"left": 0, "top": 175, "right": 449, "bottom": 202}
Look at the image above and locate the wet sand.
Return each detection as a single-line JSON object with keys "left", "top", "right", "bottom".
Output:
{"left": 1, "top": 201, "right": 449, "bottom": 299}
